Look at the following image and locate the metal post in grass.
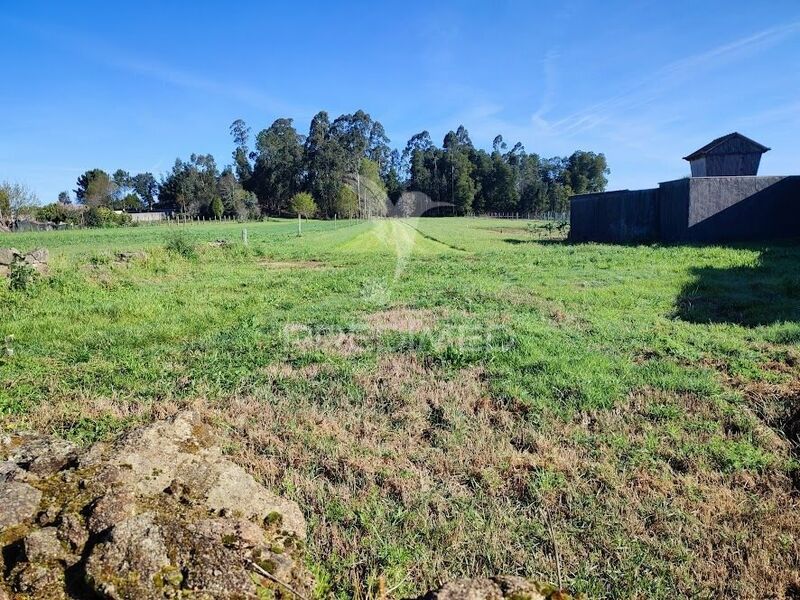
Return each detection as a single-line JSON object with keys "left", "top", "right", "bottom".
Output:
{"left": 297, "top": 214, "right": 302, "bottom": 236}
{"left": 242, "top": 228, "right": 248, "bottom": 245}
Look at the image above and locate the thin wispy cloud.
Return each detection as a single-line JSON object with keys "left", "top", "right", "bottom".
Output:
{"left": 738, "top": 101, "right": 800, "bottom": 126}
{"left": 531, "top": 49, "right": 559, "bottom": 128}
{"left": 100, "top": 55, "right": 299, "bottom": 115}
{"left": 541, "top": 20, "right": 800, "bottom": 137}
{"left": 2, "top": 15, "right": 302, "bottom": 117}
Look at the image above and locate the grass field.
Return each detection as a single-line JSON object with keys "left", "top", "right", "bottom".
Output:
{"left": 2, "top": 218, "right": 799, "bottom": 599}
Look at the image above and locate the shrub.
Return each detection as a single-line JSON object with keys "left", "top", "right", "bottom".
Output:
{"left": 8, "top": 260, "right": 38, "bottom": 291}
{"left": 211, "top": 196, "right": 223, "bottom": 219}
{"left": 36, "top": 203, "right": 83, "bottom": 225}
{"left": 164, "top": 232, "right": 197, "bottom": 259}
{"left": 84, "top": 206, "right": 132, "bottom": 228}
{"left": 334, "top": 186, "right": 358, "bottom": 218}
{"left": 289, "top": 192, "right": 317, "bottom": 218}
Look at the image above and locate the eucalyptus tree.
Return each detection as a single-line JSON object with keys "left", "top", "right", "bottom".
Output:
{"left": 229, "top": 119, "right": 254, "bottom": 185}
{"left": 158, "top": 154, "right": 220, "bottom": 216}
{"left": 304, "top": 111, "right": 345, "bottom": 217}
{"left": 250, "top": 118, "right": 305, "bottom": 215}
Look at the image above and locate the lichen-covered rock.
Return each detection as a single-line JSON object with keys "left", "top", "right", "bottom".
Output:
{"left": 23, "top": 248, "right": 49, "bottom": 266}
{"left": 0, "top": 482, "right": 42, "bottom": 531}
{"left": 104, "top": 411, "right": 306, "bottom": 538}
{"left": 85, "top": 513, "right": 172, "bottom": 599}
{"left": 0, "top": 248, "right": 20, "bottom": 266}
{"left": 56, "top": 513, "right": 88, "bottom": 554}
{"left": 0, "top": 411, "right": 313, "bottom": 599}
{"left": 415, "top": 576, "right": 583, "bottom": 600}
{"left": 23, "top": 527, "right": 69, "bottom": 563}
{"left": 11, "top": 562, "right": 66, "bottom": 599}
{"left": 87, "top": 490, "right": 136, "bottom": 534}
{"left": 0, "top": 247, "right": 49, "bottom": 277}
{"left": 0, "top": 461, "right": 21, "bottom": 482}
{"left": 2, "top": 434, "right": 77, "bottom": 476}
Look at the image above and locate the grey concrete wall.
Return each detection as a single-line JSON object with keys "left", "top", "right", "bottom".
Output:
{"left": 129, "top": 212, "right": 170, "bottom": 222}
{"left": 569, "top": 188, "right": 659, "bottom": 243}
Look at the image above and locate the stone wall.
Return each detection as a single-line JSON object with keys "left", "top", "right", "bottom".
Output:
{"left": 0, "top": 248, "right": 48, "bottom": 278}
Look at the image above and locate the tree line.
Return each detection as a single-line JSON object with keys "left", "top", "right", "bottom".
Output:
{"left": 43, "top": 109, "right": 610, "bottom": 221}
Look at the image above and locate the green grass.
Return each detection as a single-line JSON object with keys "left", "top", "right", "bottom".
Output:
{"left": 2, "top": 218, "right": 799, "bottom": 599}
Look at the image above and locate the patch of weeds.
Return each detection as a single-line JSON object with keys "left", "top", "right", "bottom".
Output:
{"left": 2, "top": 335, "right": 14, "bottom": 358}
{"left": 645, "top": 402, "right": 684, "bottom": 421}
{"left": 88, "top": 253, "right": 110, "bottom": 266}
{"left": 766, "top": 324, "right": 800, "bottom": 345}
{"left": 8, "top": 260, "right": 39, "bottom": 291}
{"left": 61, "top": 414, "right": 133, "bottom": 445}
{"left": 708, "top": 437, "right": 774, "bottom": 472}
{"left": 164, "top": 232, "right": 198, "bottom": 259}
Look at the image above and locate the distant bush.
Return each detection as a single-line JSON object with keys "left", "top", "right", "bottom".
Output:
{"left": 84, "top": 207, "right": 132, "bottom": 228}
{"left": 36, "top": 203, "right": 83, "bottom": 225}
{"left": 289, "top": 192, "right": 317, "bottom": 218}
{"left": 34, "top": 204, "right": 132, "bottom": 228}
{"left": 164, "top": 232, "right": 197, "bottom": 259}
{"left": 211, "top": 196, "right": 223, "bottom": 219}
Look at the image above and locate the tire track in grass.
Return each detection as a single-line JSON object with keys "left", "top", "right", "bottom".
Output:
{"left": 396, "top": 219, "right": 469, "bottom": 252}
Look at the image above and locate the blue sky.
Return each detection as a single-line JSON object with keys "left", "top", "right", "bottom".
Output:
{"left": 2, "top": 1, "right": 800, "bottom": 203}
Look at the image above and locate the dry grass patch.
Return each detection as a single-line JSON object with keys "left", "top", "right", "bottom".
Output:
{"left": 203, "top": 355, "right": 539, "bottom": 598}
{"left": 291, "top": 332, "right": 364, "bottom": 357}
{"left": 7, "top": 394, "right": 183, "bottom": 441}
{"left": 9, "top": 353, "right": 800, "bottom": 598}
{"left": 365, "top": 307, "right": 442, "bottom": 333}
{"left": 260, "top": 362, "right": 329, "bottom": 379}
{"left": 258, "top": 259, "right": 327, "bottom": 270}
{"left": 519, "top": 389, "right": 800, "bottom": 599}
{"left": 199, "top": 376, "right": 800, "bottom": 599}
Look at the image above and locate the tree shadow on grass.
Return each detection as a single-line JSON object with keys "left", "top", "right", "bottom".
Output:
{"left": 503, "top": 237, "right": 570, "bottom": 245}
{"left": 503, "top": 237, "right": 663, "bottom": 247}
{"left": 675, "top": 243, "right": 800, "bottom": 327}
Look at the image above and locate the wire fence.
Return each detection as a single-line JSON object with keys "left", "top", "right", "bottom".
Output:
{"left": 5, "top": 211, "right": 571, "bottom": 235}
{"left": 480, "top": 211, "right": 569, "bottom": 221}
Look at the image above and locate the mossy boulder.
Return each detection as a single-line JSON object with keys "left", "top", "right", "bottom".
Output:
{"left": 0, "top": 412, "right": 312, "bottom": 599}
